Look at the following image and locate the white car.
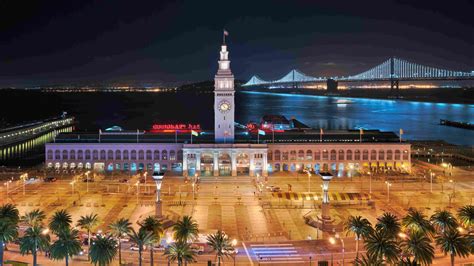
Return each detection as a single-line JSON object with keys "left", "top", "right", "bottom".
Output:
{"left": 130, "top": 245, "right": 146, "bottom": 251}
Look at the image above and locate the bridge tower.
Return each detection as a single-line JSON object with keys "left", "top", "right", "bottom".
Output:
{"left": 390, "top": 57, "right": 400, "bottom": 97}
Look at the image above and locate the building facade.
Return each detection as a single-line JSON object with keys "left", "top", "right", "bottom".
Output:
{"left": 45, "top": 41, "right": 411, "bottom": 177}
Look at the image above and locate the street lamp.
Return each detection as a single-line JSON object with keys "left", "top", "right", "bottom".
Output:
{"left": 368, "top": 171, "right": 372, "bottom": 195}
{"left": 449, "top": 179, "right": 455, "bottom": 195}
{"left": 85, "top": 171, "right": 91, "bottom": 193}
{"left": 329, "top": 233, "right": 345, "bottom": 266}
{"left": 430, "top": 172, "right": 434, "bottom": 193}
{"left": 231, "top": 239, "right": 238, "bottom": 266}
{"left": 4, "top": 180, "right": 12, "bottom": 196}
{"left": 385, "top": 181, "right": 392, "bottom": 202}
{"left": 304, "top": 168, "right": 312, "bottom": 193}
{"left": 135, "top": 181, "right": 140, "bottom": 204}
{"left": 70, "top": 180, "right": 76, "bottom": 195}
{"left": 20, "top": 173, "right": 28, "bottom": 196}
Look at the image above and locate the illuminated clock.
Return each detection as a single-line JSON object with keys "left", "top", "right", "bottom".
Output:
{"left": 219, "top": 101, "right": 231, "bottom": 113}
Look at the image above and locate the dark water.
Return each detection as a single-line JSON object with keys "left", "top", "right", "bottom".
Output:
{"left": 1, "top": 90, "right": 473, "bottom": 149}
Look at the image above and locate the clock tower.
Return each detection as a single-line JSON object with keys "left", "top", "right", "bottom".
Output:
{"left": 214, "top": 42, "right": 235, "bottom": 143}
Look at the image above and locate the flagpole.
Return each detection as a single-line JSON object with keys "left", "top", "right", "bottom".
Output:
{"left": 223, "top": 30, "right": 225, "bottom": 44}
{"left": 191, "top": 132, "right": 193, "bottom": 144}
{"left": 272, "top": 125, "right": 275, "bottom": 143}
{"left": 257, "top": 131, "right": 260, "bottom": 144}
{"left": 175, "top": 130, "right": 177, "bottom": 143}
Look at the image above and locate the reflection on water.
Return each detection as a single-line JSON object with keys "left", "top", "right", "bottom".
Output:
{"left": 238, "top": 91, "right": 474, "bottom": 146}
{"left": 0, "top": 126, "right": 73, "bottom": 166}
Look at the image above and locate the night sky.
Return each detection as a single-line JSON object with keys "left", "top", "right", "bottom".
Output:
{"left": 0, "top": 0, "right": 472, "bottom": 87}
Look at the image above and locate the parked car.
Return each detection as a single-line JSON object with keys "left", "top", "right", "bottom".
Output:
{"left": 152, "top": 245, "right": 165, "bottom": 251}
{"left": 119, "top": 178, "right": 129, "bottom": 183}
{"left": 83, "top": 177, "right": 94, "bottom": 182}
{"left": 130, "top": 244, "right": 147, "bottom": 251}
{"left": 266, "top": 186, "right": 281, "bottom": 192}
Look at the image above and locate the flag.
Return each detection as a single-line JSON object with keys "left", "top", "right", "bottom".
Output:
{"left": 191, "top": 130, "right": 199, "bottom": 137}
{"left": 359, "top": 128, "right": 364, "bottom": 135}
{"left": 258, "top": 129, "right": 266, "bottom": 136}
{"left": 224, "top": 29, "right": 229, "bottom": 36}
{"left": 320, "top": 128, "right": 324, "bottom": 135}
{"left": 399, "top": 128, "right": 404, "bottom": 135}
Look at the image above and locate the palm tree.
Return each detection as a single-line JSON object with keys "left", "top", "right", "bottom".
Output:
{"left": 108, "top": 218, "right": 132, "bottom": 265}
{"left": 165, "top": 241, "right": 196, "bottom": 266}
{"left": 173, "top": 215, "right": 199, "bottom": 244}
{"left": 375, "top": 212, "right": 401, "bottom": 239}
{"left": 128, "top": 228, "right": 154, "bottom": 266}
{"left": 49, "top": 209, "right": 72, "bottom": 234}
{"left": 353, "top": 253, "right": 384, "bottom": 266}
{"left": 0, "top": 203, "right": 19, "bottom": 266}
{"left": 50, "top": 227, "right": 82, "bottom": 266}
{"left": 345, "top": 215, "right": 372, "bottom": 259}
{"left": 89, "top": 234, "right": 117, "bottom": 266}
{"left": 19, "top": 225, "right": 50, "bottom": 266}
{"left": 431, "top": 210, "right": 458, "bottom": 233}
{"left": 77, "top": 213, "right": 99, "bottom": 247}
{"left": 364, "top": 229, "right": 400, "bottom": 264}
{"left": 206, "top": 230, "right": 234, "bottom": 266}
{"left": 21, "top": 209, "right": 46, "bottom": 227}
{"left": 457, "top": 205, "right": 474, "bottom": 231}
{"left": 435, "top": 229, "right": 471, "bottom": 266}
{"left": 139, "top": 216, "right": 164, "bottom": 266}
{"left": 402, "top": 208, "right": 435, "bottom": 236}
{"left": 401, "top": 230, "right": 435, "bottom": 265}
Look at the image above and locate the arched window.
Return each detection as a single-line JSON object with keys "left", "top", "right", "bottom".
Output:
{"left": 354, "top": 150, "right": 360, "bottom": 160}
{"left": 403, "top": 150, "right": 409, "bottom": 160}
{"left": 169, "top": 150, "right": 176, "bottom": 161}
{"left": 370, "top": 150, "right": 377, "bottom": 160}
{"left": 306, "top": 150, "right": 312, "bottom": 160}
{"left": 346, "top": 150, "right": 353, "bottom": 160}
{"left": 138, "top": 150, "right": 144, "bottom": 160}
{"left": 297, "top": 150, "right": 305, "bottom": 160}
{"left": 274, "top": 150, "right": 281, "bottom": 161}
{"left": 70, "top": 150, "right": 76, "bottom": 160}
{"left": 378, "top": 150, "right": 385, "bottom": 160}
{"left": 115, "top": 150, "right": 122, "bottom": 160}
{"left": 123, "top": 150, "right": 129, "bottom": 160}
{"left": 100, "top": 150, "right": 106, "bottom": 160}
{"left": 395, "top": 150, "right": 401, "bottom": 160}
{"left": 362, "top": 150, "right": 369, "bottom": 160}
{"left": 78, "top": 150, "right": 84, "bottom": 160}
{"left": 55, "top": 150, "right": 61, "bottom": 160}
{"left": 85, "top": 150, "right": 91, "bottom": 160}
{"left": 322, "top": 150, "right": 329, "bottom": 160}
{"left": 93, "top": 150, "right": 99, "bottom": 160}
{"left": 131, "top": 150, "right": 137, "bottom": 160}
{"left": 154, "top": 150, "right": 160, "bottom": 160}
{"left": 146, "top": 150, "right": 152, "bottom": 160}
{"left": 314, "top": 150, "right": 321, "bottom": 160}
{"left": 177, "top": 150, "right": 183, "bottom": 161}
{"left": 268, "top": 150, "right": 273, "bottom": 161}
{"left": 107, "top": 150, "right": 113, "bottom": 160}
{"left": 387, "top": 150, "right": 393, "bottom": 160}
{"left": 162, "top": 150, "right": 168, "bottom": 160}
{"left": 290, "top": 151, "right": 297, "bottom": 160}
{"left": 47, "top": 150, "right": 53, "bottom": 160}
{"left": 282, "top": 151, "right": 289, "bottom": 160}
{"left": 62, "top": 150, "right": 68, "bottom": 160}
{"left": 338, "top": 150, "right": 344, "bottom": 160}
{"left": 330, "top": 150, "right": 336, "bottom": 160}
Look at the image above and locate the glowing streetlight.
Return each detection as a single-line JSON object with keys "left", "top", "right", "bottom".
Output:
{"left": 385, "top": 181, "right": 392, "bottom": 202}
{"left": 135, "top": 181, "right": 140, "bottom": 204}
{"left": 328, "top": 234, "right": 345, "bottom": 266}
{"left": 70, "top": 180, "right": 76, "bottom": 195}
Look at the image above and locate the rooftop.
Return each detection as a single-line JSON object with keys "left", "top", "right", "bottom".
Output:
{"left": 51, "top": 129, "right": 404, "bottom": 144}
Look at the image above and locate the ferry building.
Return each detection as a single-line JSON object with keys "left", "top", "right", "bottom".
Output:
{"left": 45, "top": 41, "right": 411, "bottom": 177}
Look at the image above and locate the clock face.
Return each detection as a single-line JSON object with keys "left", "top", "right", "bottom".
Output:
{"left": 219, "top": 101, "right": 231, "bottom": 113}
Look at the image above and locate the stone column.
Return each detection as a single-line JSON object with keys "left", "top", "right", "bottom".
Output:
{"left": 213, "top": 151, "right": 219, "bottom": 176}
{"left": 249, "top": 152, "right": 255, "bottom": 177}
{"left": 231, "top": 151, "right": 237, "bottom": 176}
{"left": 182, "top": 151, "right": 188, "bottom": 177}
{"left": 262, "top": 152, "right": 268, "bottom": 177}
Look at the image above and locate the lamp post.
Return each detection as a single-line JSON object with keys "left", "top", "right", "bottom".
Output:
{"left": 70, "top": 180, "right": 76, "bottom": 195}
{"left": 231, "top": 239, "right": 238, "bottom": 266}
{"left": 329, "top": 233, "right": 345, "bottom": 266}
{"left": 135, "top": 181, "right": 140, "bottom": 204}
{"left": 385, "top": 181, "right": 392, "bottom": 202}
{"left": 449, "top": 179, "right": 455, "bottom": 195}
{"left": 368, "top": 171, "right": 372, "bottom": 195}
{"left": 20, "top": 173, "right": 28, "bottom": 196}
{"left": 296, "top": 164, "right": 300, "bottom": 181}
{"left": 85, "top": 171, "right": 90, "bottom": 193}
{"left": 304, "top": 168, "right": 312, "bottom": 193}
{"left": 430, "top": 172, "right": 434, "bottom": 193}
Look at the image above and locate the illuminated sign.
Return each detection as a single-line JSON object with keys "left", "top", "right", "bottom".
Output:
{"left": 150, "top": 124, "right": 201, "bottom": 133}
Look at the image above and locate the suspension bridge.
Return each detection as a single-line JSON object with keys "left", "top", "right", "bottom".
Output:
{"left": 242, "top": 57, "right": 474, "bottom": 93}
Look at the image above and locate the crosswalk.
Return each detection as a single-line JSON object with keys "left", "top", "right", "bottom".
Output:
{"left": 272, "top": 191, "right": 370, "bottom": 201}
{"left": 249, "top": 243, "right": 305, "bottom": 264}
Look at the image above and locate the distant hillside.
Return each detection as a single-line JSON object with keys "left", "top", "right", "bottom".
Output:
{"left": 177, "top": 80, "right": 245, "bottom": 92}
